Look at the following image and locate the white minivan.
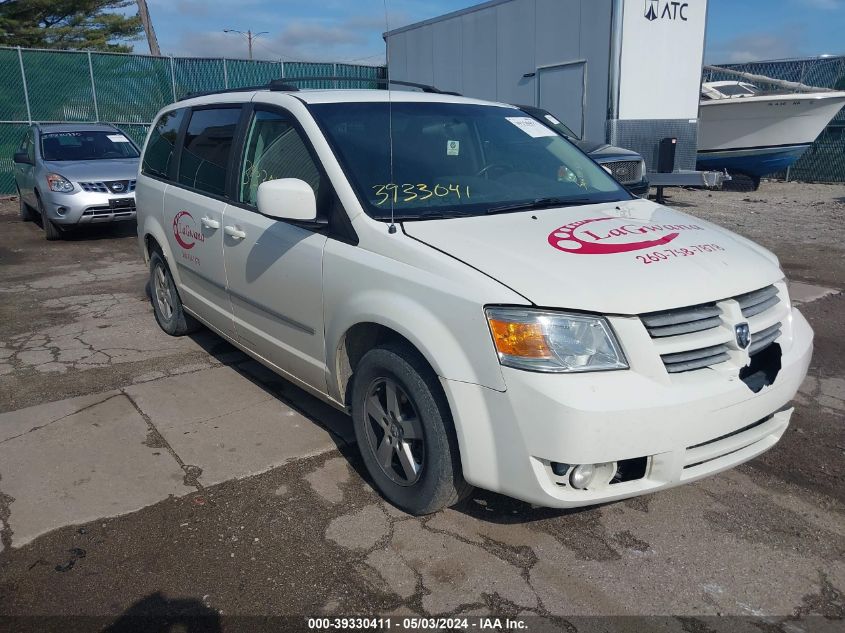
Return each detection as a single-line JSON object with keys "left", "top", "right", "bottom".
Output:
{"left": 136, "top": 81, "right": 813, "bottom": 515}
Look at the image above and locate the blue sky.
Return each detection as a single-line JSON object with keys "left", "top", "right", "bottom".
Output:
{"left": 142, "top": 0, "right": 844, "bottom": 64}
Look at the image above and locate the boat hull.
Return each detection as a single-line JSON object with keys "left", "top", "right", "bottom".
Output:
{"left": 696, "top": 144, "right": 811, "bottom": 178}
{"left": 697, "top": 91, "right": 845, "bottom": 177}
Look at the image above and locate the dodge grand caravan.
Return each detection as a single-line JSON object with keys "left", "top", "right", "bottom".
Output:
{"left": 136, "top": 81, "right": 813, "bottom": 515}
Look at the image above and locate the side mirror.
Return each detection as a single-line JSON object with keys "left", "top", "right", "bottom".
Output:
{"left": 13, "top": 151, "right": 31, "bottom": 165}
{"left": 256, "top": 178, "right": 317, "bottom": 221}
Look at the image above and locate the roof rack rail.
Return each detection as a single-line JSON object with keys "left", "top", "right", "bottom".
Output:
{"left": 179, "top": 77, "right": 459, "bottom": 102}
{"left": 267, "top": 77, "right": 459, "bottom": 95}
{"left": 180, "top": 84, "right": 280, "bottom": 101}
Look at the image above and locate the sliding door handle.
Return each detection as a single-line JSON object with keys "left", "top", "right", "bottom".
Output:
{"left": 223, "top": 225, "right": 246, "bottom": 239}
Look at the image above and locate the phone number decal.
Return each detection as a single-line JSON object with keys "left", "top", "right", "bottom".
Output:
{"left": 635, "top": 243, "right": 725, "bottom": 264}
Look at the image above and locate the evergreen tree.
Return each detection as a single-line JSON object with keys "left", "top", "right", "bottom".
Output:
{"left": 0, "top": 0, "right": 142, "bottom": 52}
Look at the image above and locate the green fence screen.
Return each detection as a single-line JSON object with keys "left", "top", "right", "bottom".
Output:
{"left": 0, "top": 46, "right": 385, "bottom": 193}
{"left": 706, "top": 56, "right": 845, "bottom": 183}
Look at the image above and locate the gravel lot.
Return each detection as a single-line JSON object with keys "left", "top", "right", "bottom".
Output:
{"left": 0, "top": 182, "right": 843, "bottom": 631}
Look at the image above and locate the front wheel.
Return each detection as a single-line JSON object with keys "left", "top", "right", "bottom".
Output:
{"left": 17, "top": 187, "right": 32, "bottom": 221}
{"left": 37, "top": 195, "right": 61, "bottom": 240}
{"left": 351, "top": 343, "right": 471, "bottom": 515}
{"left": 149, "top": 250, "right": 200, "bottom": 336}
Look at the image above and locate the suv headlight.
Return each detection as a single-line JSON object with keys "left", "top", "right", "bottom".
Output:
{"left": 46, "top": 173, "right": 74, "bottom": 193}
{"left": 485, "top": 307, "right": 628, "bottom": 373}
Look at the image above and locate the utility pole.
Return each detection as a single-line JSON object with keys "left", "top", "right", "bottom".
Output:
{"left": 223, "top": 29, "right": 268, "bottom": 60}
{"left": 137, "top": 0, "right": 161, "bottom": 56}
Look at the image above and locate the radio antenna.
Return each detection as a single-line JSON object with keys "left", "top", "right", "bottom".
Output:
{"left": 383, "top": 0, "right": 397, "bottom": 234}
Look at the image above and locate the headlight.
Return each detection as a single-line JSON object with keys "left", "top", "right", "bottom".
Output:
{"left": 46, "top": 173, "right": 74, "bottom": 193}
{"left": 485, "top": 307, "right": 628, "bottom": 373}
{"left": 640, "top": 159, "right": 647, "bottom": 179}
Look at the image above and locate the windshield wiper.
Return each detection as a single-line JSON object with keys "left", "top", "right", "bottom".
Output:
{"left": 377, "top": 210, "right": 475, "bottom": 222}
{"left": 485, "top": 197, "right": 598, "bottom": 215}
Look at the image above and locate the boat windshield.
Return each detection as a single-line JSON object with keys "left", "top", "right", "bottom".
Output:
{"left": 309, "top": 102, "right": 631, "bottom": 220}
{"left": 716, "top": 83, "right": 759, "bottom": 97}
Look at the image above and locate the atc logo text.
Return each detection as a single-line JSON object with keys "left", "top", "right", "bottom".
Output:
{"left": 645, "top": 1, "right": 689, "bottom": 22}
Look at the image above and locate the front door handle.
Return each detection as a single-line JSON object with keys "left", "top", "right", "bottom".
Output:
{"left": 224, "top": 225, "right": 246, "bottom": 239}
{"left": 201, "top": 216, "right": 220, "bottom": 230}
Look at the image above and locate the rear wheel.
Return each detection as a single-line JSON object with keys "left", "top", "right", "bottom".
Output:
{"left": 37, "top": 195, "right": 61, "bottom": 241}
{"left": 149, "top": 250, "right": 200, "bottom": 336}
{"left": 17, "top": 187, "right": 32, "bottom": 221}
{"left": 351, "top": 343, "right": 471, "bottom": 515}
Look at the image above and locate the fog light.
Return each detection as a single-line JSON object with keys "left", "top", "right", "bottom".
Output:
{"left": 56, "top": 206, "right": 67, "bottom": 216}
{"left": 550, "top": 462, "right": 570, "bottom": 476}
{"left": 569, "top": 464, "right": 596, "bottom": 489}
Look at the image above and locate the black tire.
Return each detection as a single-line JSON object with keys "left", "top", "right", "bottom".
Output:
{"left": 37, "top": 195, "right": 61, "bottom": 240}
{"left": 17, "top": 186, "right": 32, "bottom": 221}
{"left": 351, "top": 342, "right": 472, "bottom": 515}
{"left": 723, "top": 173, "right": 760, "bottom": 193}
{"left": 149, "top": 250, "right": 200, "bottom": 336}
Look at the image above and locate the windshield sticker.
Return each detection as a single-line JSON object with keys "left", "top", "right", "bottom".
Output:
{"left": 107, "top": 134, "right": 131, "bottom": 143}
{"left": 372, "top": 183, "right": 470, "bottom": 205}
{"left": 506, "top": 116, "right": 557, "bottom": 138}
{"left": 548, "top": 218, "right": 706, "bottom": 255}
{"left": 447, "top": 140, "right": 460, "bottom": 156}
{"left": 544, "top": 114, "right": 562, "bottom": 125}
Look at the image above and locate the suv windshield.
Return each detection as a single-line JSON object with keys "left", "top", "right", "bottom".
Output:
{"left": 40, "top": 131, "right": 140, "bottom": 161}
{"left": 309, "top": 102, "right": 630, "bottom": 220}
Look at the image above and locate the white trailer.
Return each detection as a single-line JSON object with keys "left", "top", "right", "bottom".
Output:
{"left": 385, "top": 0, "right": 710, "bottom": 175}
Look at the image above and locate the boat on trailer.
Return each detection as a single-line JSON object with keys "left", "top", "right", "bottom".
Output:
{"left": 697, "top": 80, "right": 845, "bottom": 189}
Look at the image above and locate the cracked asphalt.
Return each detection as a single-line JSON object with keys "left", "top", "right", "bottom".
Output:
{"left": 0, "top": 183, "right": 843, "bottom": 632}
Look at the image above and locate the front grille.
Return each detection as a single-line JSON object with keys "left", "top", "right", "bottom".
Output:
{"left": 640, "top": 303, "right": 722, "bottom": 338}
{"left": 640, "top": 284, "right": 785, "bottom": 374}
{"left": 82, "top": 205, "right": 135, "bottom": 216}
{"left": 601, "top": 159, "right": 642, "bottom": 185}
{"left": 736, "top": 285, "right": 779, "bottom": 317}
{"left": 661, "top": 344, "right": 731, "bottom": 374}
{"left": 79, "top": 179, "right": 136, "bottom": 193}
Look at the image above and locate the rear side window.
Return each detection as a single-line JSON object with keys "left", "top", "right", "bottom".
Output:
{"left": 178, "top": 107, "right": 241, "bottom": 197}
{"left": 142, "top": 109, "right": 185, "bottom": 179}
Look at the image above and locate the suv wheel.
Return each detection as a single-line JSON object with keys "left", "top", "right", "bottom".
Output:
{"left": 37, "top": 195, "right": 61, "bottom": 240}
{"left": 351, "top": 343, "right": 471, "bottom": 515}
{"left": 149, "top": 250, "right": 200, "bottom": 336}
{"left": 17, "top": 187, "right": 32, "bottom": 222}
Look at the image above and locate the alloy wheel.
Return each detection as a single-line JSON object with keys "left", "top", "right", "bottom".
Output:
{"left": 363, "top": 377, "right": 425, "bottom": 486}
{"left": 153, "top": 264, "right": 174, "bottom": 321}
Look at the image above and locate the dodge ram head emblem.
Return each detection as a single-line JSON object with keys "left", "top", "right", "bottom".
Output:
{"left": 735, "top": 323, "right": 750, "bottom": 349}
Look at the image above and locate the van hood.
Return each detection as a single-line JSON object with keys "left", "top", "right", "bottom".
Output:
{"left": 402, "top": 198, "right": 783, "bottom": 314}
{"left": 43, "top": 158, "right": 139, "bottom": 182}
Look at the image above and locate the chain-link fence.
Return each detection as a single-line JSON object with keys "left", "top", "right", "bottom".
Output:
{"left": 0, "top": 46, "right": 386, "bottom": 193}
{"left": 705, "top": 56, "right": 845, "bottom": 183}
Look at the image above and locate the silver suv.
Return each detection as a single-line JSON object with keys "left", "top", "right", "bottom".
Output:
{"left": 13, "top": 122, "right": 140, "bottom": 240}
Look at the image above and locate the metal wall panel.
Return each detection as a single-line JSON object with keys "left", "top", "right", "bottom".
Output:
{"left": 386, "top": 0, "right": 614, "bottom": 142}
{"left": 460, "top": 9, "right": 499, "bottom": 101}
{"left": 578, "top": 0, "right": 613, "bottom": 140}
{"left": 431, "top": 19, "right": 463, "bottom": 94}
{"left": 495, "top": 0, "right": 535, "bottom": 106}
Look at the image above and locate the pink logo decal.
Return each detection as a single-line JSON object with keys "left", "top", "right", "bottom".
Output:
{"left": 548, "top": 217, "right": 704, "bottom": 255}
{"left": 172, "top": 210, "right": 204, "bottom": 250}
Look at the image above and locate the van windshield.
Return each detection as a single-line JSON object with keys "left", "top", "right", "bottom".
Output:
{"left": 41, "top": 131, "right": 140, "bottom": 161}
{"left": 309, "top": 102, "right": 630, "bottom": 220}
